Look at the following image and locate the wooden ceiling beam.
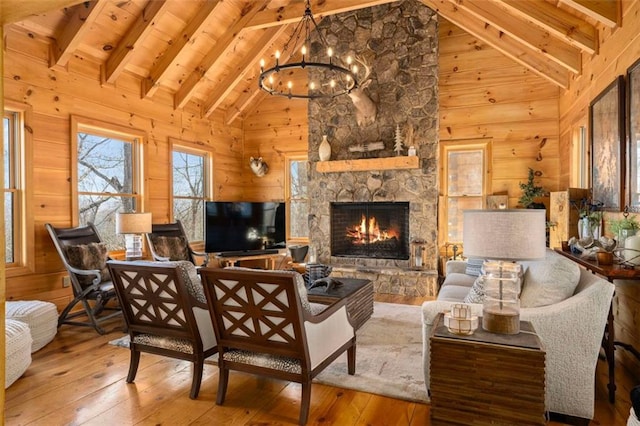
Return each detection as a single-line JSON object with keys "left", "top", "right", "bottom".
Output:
{"left": 421, "top": 0, "right": 569, "bottom": 89}
{"left": 447, "top": 0, "right": 581, "bottom": 74}
{"left": 1, "top": 0, "right": 85, "bottom": 24}
{"left": 142, "top": 0, "right": 222, "bottom": 99}
{"left": 102, "top": 1, "right": 169, "bottom": 85}
{"left": 202, "top": 25, "right": 288, "bottom": 117}
{"left": 173, "top": 1, "right": 268, "bottom": 110}
{"left": 498, "top": 0, "right": 597, "bottom": 55}
{"left": 559, "top": 0, "right": 619, "bottom": 28}
{"left": 245, "top": 0, "right": 398, "bottom": 30}
{"left": 50, "top": 1, "right": 105, "bottom": 68}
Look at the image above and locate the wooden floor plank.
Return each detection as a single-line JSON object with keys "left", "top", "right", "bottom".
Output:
{"left": 3, "top": 297, "right": 634, "bottom": 426}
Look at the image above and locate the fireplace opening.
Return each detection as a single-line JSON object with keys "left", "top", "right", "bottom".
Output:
{"left": 331, "top": 202, "right": 410, "bottom": 260}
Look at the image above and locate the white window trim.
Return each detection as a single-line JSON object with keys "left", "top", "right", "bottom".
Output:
{"left": 284, "top": 152, "right": 309, "bottom": 244}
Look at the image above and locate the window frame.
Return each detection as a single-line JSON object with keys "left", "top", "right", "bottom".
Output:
{"left": 71, "top": 116, "right": 147, "bottom": 252}
{"left": 169, "top": 138, "right": 213, "bottom": 243}
{"left": 284, "top": 152, "right": 309, "bottom": 244}
{"left": 4, "top": 100, "right": 35, "bottom": 276}
{"left": 438, "top": 139, "right": 492, "bottom": 249}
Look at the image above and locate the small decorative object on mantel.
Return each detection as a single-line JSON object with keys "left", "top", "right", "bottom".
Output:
{"left": 249, "top": 157, "right": 269, "bottom": 177}
{"left": 444, "top": 303, "right": 478, "bottom": 335}
{"left": 407, "top": 146, "right": 417, "bottom": 156}
{"left": 394, "top": 124, "right": 404, "bottom": 156}
{"left": 348, "top": 141, "right": 384, "bottom": 153}
{"left": 410, "top": 238, "right": 427, "bottom": 270}
{"left": 318, "top": 135, "right": 331, "bottom": 161}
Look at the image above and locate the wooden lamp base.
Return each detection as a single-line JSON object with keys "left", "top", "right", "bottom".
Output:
{"left": 482, "top": 308, "right": 520, "bottom": 334}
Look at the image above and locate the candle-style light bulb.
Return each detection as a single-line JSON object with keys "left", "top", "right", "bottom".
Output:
{"left": 301, "top": 45, "right": 307, "bottom": 56}
{"left": 275, "top": 50, "right": 280, "bottom": 66}
{"left": 327, "top": 47, "right": 333, "bottom": 58}
{"left": 330, "top": 79, "right": 336, "bottom": 88}
{"left": 352, "top": 64, "right": 359, "bottom": 74}
{"left": 347, "top": 56, "right": 352, "bottom": 65}
{"left": 260, "top": 58, "right": 265, "bottom": 71}
{"left": 310, "top": 81, "right": 316, "bottom": 90}
{"left": 268, "top": 75, "right": 274, "bottom": 85}
{"left": 288, "top": 81, "right": 292, "bottom": 90}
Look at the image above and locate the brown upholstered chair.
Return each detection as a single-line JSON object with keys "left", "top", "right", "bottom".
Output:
{"left": 146, "top": 220, "right": 209, "bottom": 266}
{"left": 107, "top": 260, "right": 217, "bottom": 399}
{"left": 45, "top": 222, "right": 121, "bottom": 334}
{"left": 199, "top": 268, "right": 356, "bottom": 425}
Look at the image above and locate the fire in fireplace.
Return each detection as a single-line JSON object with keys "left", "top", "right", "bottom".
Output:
{"left": 331, "top": 202, "right": 410, "bottom": 260}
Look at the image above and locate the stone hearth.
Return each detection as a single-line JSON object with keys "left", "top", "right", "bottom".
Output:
{"left": 307, "top": 0, "right": 439, "bottom": 297}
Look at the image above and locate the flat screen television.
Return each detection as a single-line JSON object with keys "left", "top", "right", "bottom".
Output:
{"left": 204, "top": 201, "right": 286, "bottom": 255}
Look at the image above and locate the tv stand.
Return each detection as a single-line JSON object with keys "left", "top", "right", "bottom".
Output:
{"left": 218, "top": 249, "right": 279, "bottom": 257}
{"left": 215, "top": 250, "right": 285, "bottom": 270}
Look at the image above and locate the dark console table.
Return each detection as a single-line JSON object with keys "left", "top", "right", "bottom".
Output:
{"left": 554, "top": 248, "right": 640, "bottom": 403}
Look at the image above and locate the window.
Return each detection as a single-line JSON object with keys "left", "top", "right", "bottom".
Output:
{"left": 439, "top": 140, "right": 491, "bottom": 247}
{"left": 72, "top": 117, "right": 145, "bottom": 250}
{"left": 4, "top": 110, "right": 21, "bottom": 265}
{"left": 285, "top": 154, "right": 309, "bottom": 242}
{"left": 171, "top": 143, "right": 211, "bottom": 242}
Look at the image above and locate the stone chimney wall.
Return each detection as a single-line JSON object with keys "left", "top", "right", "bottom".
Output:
{"left": 307, "top": 0, "right": 440, "bottom": 296}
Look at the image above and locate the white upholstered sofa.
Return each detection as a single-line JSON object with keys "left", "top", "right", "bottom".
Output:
{"left": 422, "top": 249, "right": 615, "bottom": 421}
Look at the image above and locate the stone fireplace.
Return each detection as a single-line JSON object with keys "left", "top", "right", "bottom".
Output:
{"left": 307, "top": 0, "right": 439, "bottom": 297}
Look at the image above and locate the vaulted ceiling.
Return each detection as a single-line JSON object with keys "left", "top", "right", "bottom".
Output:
{"left": 2, "top": 0, "right": 620, "bottom": 124}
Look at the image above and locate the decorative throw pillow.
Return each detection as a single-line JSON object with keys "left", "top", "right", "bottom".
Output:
{"left": 465, "top": 258, "right": 484, "bottom": 277}
{"left": 151, "top": 236, "right": 190, "bottom": 261}
{"left": 463, "top": 276, "right": 486, "bottom": 304}
{"left": 65, "top": 242, "right": 111, "bottom": 287}
{"left": 520, "top": 251, "right": 580, "bottom": 308}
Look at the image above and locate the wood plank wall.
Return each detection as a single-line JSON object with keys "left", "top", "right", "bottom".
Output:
{"left": 437, "top": 19, "right": 561, "bottom": 249}
{"left": 558, "top": 0, "right": 640, "bottom": 384}
{"left": 2, "top": 26, "right": 243, "bottom": 312}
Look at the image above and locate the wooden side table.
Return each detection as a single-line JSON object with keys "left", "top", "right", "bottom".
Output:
{"left": 430, "top": 314, "right": 546, "bottom": 425}
{"left": 307, "top": 278, "right": 374, "bottom": 330}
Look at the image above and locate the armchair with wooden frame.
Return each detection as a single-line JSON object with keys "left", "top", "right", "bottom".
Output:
{"left": 45, "top": 222, "right": 122, "bottom": 335}
{"left": 199, "top": 268, "right": 356, "bottom": 425}
{"left": 146, "top": 220, "right": 209, "bottom": 266}
{"left": 107, "top": 260, "right": 217, "bottom": 399}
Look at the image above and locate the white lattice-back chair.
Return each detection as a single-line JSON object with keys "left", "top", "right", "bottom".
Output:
{"left": 199, "top": 268, "right": 356, "bottom": 425}
{"left": 107, "top": 260, "right": 217, "bottom": 399}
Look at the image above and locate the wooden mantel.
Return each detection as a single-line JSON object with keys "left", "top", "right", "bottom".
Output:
{"left": 316, "top": 156, "right": 419, "bottom": 173}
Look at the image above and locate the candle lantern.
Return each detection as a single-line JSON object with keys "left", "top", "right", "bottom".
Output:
{"left": 410, "top": 239, "right": 428, "bottom": 270}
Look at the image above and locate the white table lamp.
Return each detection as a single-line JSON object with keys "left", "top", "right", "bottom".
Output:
{"left": 463, "top": 209, "right": 546, "bottom": 334}
{"left": 116, "top": 212, "right": 152, "bottom": 261}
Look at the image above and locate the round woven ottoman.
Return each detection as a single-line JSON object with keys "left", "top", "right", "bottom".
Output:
{"left": 5, "top": 300, "right": 58, "bottom": 352}
{"left": 5, "top": 319, "right": 32, "bottom": 388}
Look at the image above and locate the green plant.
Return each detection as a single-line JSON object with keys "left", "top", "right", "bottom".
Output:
{"left": 518, "top": 168, "right": 545, "bottom": 208}
{"left": 608, "top": 215, "right": 640, "bottom": 235}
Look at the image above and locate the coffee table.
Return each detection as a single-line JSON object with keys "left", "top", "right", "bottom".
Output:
{"left": 307, "top": 278, "right": 373, "bottom": 330}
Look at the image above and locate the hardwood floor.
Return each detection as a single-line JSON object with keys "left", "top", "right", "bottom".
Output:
{"left": 4, "top": 294, "right": 635, "bottom": 425}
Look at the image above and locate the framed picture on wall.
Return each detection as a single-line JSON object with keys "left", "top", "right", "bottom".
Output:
{"left": 590, "top": 75, "right": 625, "bottom": 211}
{"left": 627, "top": 59, "right": 640, "bottom": 212}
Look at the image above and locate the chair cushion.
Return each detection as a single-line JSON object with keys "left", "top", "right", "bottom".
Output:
{"left": 151, "top": 235, "right": 190, "bottom": 261}
{"left": 132, "top": 333, "right": 194, "bottom": 354}
{"left": 223, "top": 349, "right": 301, "bottom": 374}
{"left": 171, "top": 260, "right": 206, "bottom": 304}
{"left": 520, "top": 252, "right": 581, "bottom": 308}
{"left": 5, "top": 301, "right": 58, "bottom": 352}
{"left": 5, "top": 319, "right": 32, "bottom": 388}
{"left": 65, "top": 242, "right": 111, "bottom": 285}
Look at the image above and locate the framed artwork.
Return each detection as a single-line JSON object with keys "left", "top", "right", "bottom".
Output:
{"left": 590, "top": 75, "right": 625, "bottom": 212}
{"left": 627, "top": 58, "right": 640, "bottom": 211}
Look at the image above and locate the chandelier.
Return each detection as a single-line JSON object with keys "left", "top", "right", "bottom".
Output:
{"left": 258, "top": 1, "right": 358, "bottom": 99}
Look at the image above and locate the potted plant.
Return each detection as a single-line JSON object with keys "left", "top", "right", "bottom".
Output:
{"left": 518, "top": 168, "right": 546, "bottom": 208}
{"left": 608, "top": 213, "right": 640, "bottom": 247}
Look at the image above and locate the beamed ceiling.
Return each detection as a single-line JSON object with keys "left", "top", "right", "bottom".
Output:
{"left": 2, "top": 0, "right": 621, "bottom": 124}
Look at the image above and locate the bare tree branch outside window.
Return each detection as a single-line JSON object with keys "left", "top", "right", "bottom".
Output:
{"left": 172, "top": 150, "right": 207, "bottom": 241}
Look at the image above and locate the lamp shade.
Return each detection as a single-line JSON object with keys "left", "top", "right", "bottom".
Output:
{"left": 463, "top": 209, "right": 546, "bottom": 260}
{"left": 116, "top": 212, "right": 152, "bottom": 234}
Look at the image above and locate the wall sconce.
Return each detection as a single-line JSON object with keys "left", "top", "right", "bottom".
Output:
{"left": 116, "top": 212, "right": 152, "bottom": 261}
{"left": 410, "top": 238, "right": 428, "bottom": 270}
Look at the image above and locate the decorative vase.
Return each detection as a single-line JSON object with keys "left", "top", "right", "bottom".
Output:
{"left": 319, "top": 135, "right": 331, "bottom": 161}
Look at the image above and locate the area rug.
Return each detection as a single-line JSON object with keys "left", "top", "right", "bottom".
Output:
{"left": 109, "top": 301, "right": 427, "bottom": 403}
